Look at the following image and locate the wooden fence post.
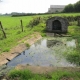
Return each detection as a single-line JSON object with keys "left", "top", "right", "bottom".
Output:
{"left": 20, "top": 20, "right": 23, "bottom": 32}
{"left": 0, "top": 21, "right": 6, "bottom": 38}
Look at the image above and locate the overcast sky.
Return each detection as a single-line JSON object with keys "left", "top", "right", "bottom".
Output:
{"left": 0, "top": 0, "right": 79, "bottom": 14}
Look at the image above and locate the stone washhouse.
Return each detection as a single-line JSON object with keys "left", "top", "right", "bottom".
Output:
{"left": 46, "top": 16, "right": 69, "bottom": 33}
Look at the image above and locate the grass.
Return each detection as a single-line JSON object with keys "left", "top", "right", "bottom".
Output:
{"left": 0, "top": 13, "right": 80, "bottom": 80}
{"left": 26, "top": 43, "right": 30, "bottom": 48}
{"left": 0, "top": 13, "right": 80, "bottom": 53}
{"left": 68, "top": 25, "right": 80, "bottom": 50}
{"left": 7, "top": 69, "right": 80, "bottom": 80}
{"left": 0, "top": 16, "right": 46, "bottom": 53}
{"left": 66, "top": 25, "right": 80, "bottom": 66}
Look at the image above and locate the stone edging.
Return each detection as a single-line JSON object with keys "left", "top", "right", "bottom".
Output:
{"left": 0, "top": 32, "right": 42, "bottom": 66}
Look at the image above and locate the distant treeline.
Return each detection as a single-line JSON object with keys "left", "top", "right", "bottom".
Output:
{"left": 63, "top": 0, "right": 80, "bottom": 13}
{"left": 11, "top": 13, "right": 53, "bottom": 17}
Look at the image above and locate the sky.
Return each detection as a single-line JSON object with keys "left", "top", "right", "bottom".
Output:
{"left": 0, "top": 0, "right": 79, "bottom": 14}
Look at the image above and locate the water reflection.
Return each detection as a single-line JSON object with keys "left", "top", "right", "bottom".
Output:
{"left": 7, "top": 37, "right": 78, "bottom": 67}
{"left": 47, "top": 40, "right": 63, "bottom": 48}
{"left": 66, "top": 40, "right": 76, "bottom": 48}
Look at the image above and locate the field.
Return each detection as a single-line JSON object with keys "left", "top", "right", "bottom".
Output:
{"left": 0, "top": 13, "right": 80, "bottom": 80}
{"left": 0, "top": 15, "right": 45, "bottom": 53}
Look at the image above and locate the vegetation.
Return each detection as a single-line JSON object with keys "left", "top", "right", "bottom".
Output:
{"left": 27, "top": 17, "right": 42, "bottom": 27}
{"left": 0, "top": 13, "right": 80, "bottom": 53}
{"left": 26, "top": 43, "right": 30, "bottom": 48}
{"left": 66, "top": 25, "right": 80, "bottom": 66}
{"left": 63, "top": 4, "right": 74, "bottom": 13}
{"left": 74, "top": 0, "right": 80, "bottom": 12}
{"left": 0, "top": 13, "right": 80, "bottom": 80}
{"left": 0, "top": 16, "right": 45, "bottom": 53}
{"left": 63, "top": 0, "right": 80, "bottom": 13}
{"left": 7, "top": 69, "right": 80, "bottom": 80}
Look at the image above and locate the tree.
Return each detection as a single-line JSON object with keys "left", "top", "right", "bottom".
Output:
{"left": 74, "top": 0, "right": 80, "bottom": 12}
{"left": 63, "top": 4, "right": 74, "bottom": 13}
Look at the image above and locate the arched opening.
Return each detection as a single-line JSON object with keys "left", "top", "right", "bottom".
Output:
{"left": 52, "top": 20, "right": 61, "bottom": 30}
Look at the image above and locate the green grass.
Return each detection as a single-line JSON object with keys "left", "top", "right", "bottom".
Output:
{"left": 0, "top": 13, "right": 80, "bottom": 28}
{"left": 0, "top": 13, "right": 80, "bottom": 53}
{"left": 68, "top": 25, "right": 80, "bottom": 49}
{"left": 0, "top": 16, "right": 32, "bottom": 28}
{"left": 0, "top": 13, "right": 80, "bottom": 80}
{"left": 0, "top": 16, "right": 46, "bottom": 53}
{"left": 26, "top": 43, "right": 30, "bottom": 48}
{"left": 7, "top": 69, "right": 80, "bottom": 80}
{"left": 66, "top": 25, "right": 80, "bottom": 66}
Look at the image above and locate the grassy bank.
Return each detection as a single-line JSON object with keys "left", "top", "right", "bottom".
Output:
{"left": 0, "top": 16, "right": 46, "bottom": 53}
{"left": 7, "top": 69, "right": 80, "bottom": 80}
{"left": 67, "top": 25, "right": 80, "bottom": 66}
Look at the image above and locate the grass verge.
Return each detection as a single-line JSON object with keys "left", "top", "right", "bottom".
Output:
{"left": 7, "top": 69, "right": 80, "bottom": 80}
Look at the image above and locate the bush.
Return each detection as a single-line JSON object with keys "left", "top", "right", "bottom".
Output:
{"left": 27, "top": 17, "right": 42, "bottom": 27}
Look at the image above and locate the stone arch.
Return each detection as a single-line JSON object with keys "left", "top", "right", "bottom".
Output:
{"left": 46, "top": 16, "right": 69, "bottom": 33}
{"left": 52, "top": 20, "right": 61, "bottom": 30}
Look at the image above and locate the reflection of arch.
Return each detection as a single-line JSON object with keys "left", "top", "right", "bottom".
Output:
{"left": 52, "top": 20, "right": 61, "bottom": 30}
{"left": 47, "top": 40, "right": 63, "bottom": 48}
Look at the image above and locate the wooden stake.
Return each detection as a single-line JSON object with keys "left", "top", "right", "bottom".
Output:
{"left": 0, "top": 21, "right": 6, "bottom": 38}
{"left": 20, "top": 20, "right": 23, "bottom": 32}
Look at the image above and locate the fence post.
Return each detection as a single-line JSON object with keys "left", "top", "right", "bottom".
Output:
{"left": 0, "top": 21, "right": 6, "bottom": 38}
{"left": 20, "top": 20, "right": 23, "bottom": 32}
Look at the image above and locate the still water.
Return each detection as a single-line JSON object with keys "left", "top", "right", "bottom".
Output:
{"left": 7, "top": 37, "right": 77, "bottom": 67}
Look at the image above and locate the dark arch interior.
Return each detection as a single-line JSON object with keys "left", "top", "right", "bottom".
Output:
{"left": 52, "top": 20, "right": 61, "bottom": 30}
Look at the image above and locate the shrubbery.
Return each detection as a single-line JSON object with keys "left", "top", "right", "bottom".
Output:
{"left": 27, "top": 17, "right": 42, "bottom": 27}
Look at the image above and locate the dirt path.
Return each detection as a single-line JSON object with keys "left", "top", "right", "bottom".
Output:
{"left": 0, "top": 32, "right": 42, "bottom": 66}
